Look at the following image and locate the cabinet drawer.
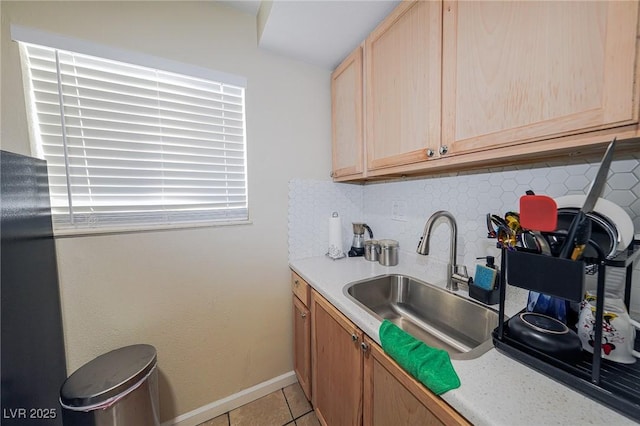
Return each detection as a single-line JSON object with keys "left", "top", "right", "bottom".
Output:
{"left": 291, "top": 272, "right": 310, "bottom": 307}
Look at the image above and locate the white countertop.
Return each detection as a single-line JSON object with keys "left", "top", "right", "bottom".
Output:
{"left": 289, "top": 251, "right": 636, "bottom": 426}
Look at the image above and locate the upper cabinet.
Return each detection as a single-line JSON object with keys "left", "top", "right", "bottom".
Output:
{"left": 331, "top": 0, "right": 640, "bottom": 181}
{"left": 441, "top": 0, "right": 639, "bottom": 156}
{"left": 365, "top": 0, "right": 442, "bottom": 171}
{"left": 331, "top": 46, "right": 364, "bottom": 180}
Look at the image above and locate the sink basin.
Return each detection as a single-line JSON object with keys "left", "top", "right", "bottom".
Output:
{"left": 344, "top": 274, "right": 502, "bottom": 360}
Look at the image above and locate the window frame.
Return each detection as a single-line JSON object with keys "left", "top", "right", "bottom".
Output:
{"left": 13, "top": 25, "right": 251, "bottom": 236}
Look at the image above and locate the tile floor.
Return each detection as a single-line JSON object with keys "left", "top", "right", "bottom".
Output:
{"left": 198, "top": 382, "right": 319, "bottom": 426}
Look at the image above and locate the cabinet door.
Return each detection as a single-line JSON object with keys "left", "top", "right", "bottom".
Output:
{"left": 442, "top": 1, "right": 639, "bottom": 156}
{"left": 332, "top": 46, "right": 364, "bottom": 180}
{"left": 363, "top": 337, "right": 469, "bottom": 426}
{"left": 365, "top": 0, "right": 442, "bottom": 171}
{"left": 311, "top": 291, "right": 363, "bottom": 426}
{"left": 292, "top": 271, "right": 310, "bottom": 307}
{"left": 293, "top": 295, "right": 311, "bottom": 401}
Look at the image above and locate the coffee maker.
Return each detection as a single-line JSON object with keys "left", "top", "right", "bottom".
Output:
{"left": 348, "top": 223, "right": 374, "bottom": 257}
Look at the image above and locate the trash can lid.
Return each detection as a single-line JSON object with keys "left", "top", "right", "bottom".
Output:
{"left": 60, "top": 344, "right": 157, "bottom": 407}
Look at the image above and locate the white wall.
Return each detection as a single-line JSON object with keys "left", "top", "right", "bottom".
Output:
{"left": 289, "top": 154, "right": 640, "bottom": 317}
{"left": 1, "top": 1, "right": 331, "bottom": 421}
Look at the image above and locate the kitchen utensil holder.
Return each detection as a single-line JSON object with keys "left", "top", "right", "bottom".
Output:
{"left": 506, "top": 250, "right": 586, "bottom": 301}
{"left": 492, "top": 240, "right": 640, "bottom": 421}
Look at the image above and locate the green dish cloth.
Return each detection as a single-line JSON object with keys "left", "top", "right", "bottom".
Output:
{"left": 379, "top": 320, "right": 460, "bottom": 395}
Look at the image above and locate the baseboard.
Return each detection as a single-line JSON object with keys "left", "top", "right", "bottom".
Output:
{"left": 160, "top": 371, "right": 298, "bottom": 426}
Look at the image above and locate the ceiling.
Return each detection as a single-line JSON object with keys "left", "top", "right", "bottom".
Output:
{"left": 219, "top": 0, "right": 400, "bottom": 70}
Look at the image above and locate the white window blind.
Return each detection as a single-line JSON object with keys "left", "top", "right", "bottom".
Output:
{"left": 19, "top": 42, "right": 248, "bottom": 232}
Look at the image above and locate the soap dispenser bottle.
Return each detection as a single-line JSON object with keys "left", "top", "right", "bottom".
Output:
{"left": 484, "top": 256, "right": 500, "bottom": 290}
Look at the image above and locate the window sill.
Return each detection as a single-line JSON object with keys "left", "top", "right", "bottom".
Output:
{"left": 52, "top": 219, "right": 253, "bottom": 238}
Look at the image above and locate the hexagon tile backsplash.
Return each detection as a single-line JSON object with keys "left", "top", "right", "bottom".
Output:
{"left": 288, "top": 154, "right": 640, "bottom": 317}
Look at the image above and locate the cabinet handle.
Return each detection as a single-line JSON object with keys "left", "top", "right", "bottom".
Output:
{"left": 361, "top": 342, "right": 369, "bottom": 352}
{"left": 351, "top": 333, "right": 358, "bottom": 342}
{"left": 294, "top": 280, "right": 299, "bottom": 287}
{"left": 439, "top": 145, "right": 449, "bottom": 155}
{"left": 426, "top": 148, "right": 435, "bottom": 158}
{"left": 301, "top": 312, "right": 307, "bottom": 318}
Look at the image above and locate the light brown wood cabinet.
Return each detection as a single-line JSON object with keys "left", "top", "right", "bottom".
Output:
{"left": 441, "top": 0, "right": 639, "bottom": 157}
{"left": 365, "top": 0, "right": 442, "bottom": 172}
{"left": 292, "top": 272, "right": 311, "bottom": 400}
{"left": 331, "top": 46, "right": 364, "bottom": 180}
{"left": 363, "top": 336, "right": 469, "bottom": 426}
{"left": 331, "top": 0, "right": 640, "bottom": 181}
{"left": 307, "top": 288, "right": 467, "bottom": 426}
{"left": 311, "top": 290, "right": 363, "bottom": 426}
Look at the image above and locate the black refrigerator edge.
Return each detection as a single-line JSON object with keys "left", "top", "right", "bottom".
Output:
{"left": 1, "top": 150, "right": 67, "bottom": 425}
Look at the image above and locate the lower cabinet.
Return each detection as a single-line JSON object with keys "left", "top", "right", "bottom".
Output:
{"left": 292, "top": 272, "right": 312, "bottom": 400}
{"left": 293, "top": 295, "right": 311, "bottom": 400}
{"left": 311, "top": 289, "right": 363, "bottom": 426}
{"left": 363, "top": 336, "right": 470, "bottom": 426}
{"left": 309, "top": 288, "right": 468, "bottom": 426}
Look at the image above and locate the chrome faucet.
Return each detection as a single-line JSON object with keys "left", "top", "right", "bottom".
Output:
{"left": 417, "top": 210, "right": 471, "bottom": 291}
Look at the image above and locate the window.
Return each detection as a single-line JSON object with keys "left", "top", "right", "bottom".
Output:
{"left": 18, "top": 41, "right": 248, "bottom": 233}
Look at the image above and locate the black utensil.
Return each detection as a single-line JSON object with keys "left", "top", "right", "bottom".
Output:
{"left": 486, "top": 213, "right": 497, "bottom": 238}
{"left": 571, "top": 218, "right": 592, "bottom": 260}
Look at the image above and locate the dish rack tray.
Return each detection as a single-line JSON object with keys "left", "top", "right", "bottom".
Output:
{"left": 493, "top": 240, "right": 640, "bottom": 420}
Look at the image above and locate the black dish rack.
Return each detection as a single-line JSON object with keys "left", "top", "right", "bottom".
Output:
{"left": 492, "top": 240, "right": 640, "bottom": 421}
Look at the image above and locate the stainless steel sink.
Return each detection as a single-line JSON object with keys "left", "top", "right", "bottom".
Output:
{"left": 344, "top": 274, "right": 501, "bottom": 360}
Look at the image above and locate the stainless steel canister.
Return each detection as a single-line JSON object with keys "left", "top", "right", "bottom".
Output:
{"left": 378, "top": 239, "right": 399, "bottom": 266}
{"left": 364, "top": 240, "right": 380, "bottom": 261}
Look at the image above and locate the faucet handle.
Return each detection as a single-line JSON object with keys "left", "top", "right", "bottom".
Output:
{"left": 451, "top": 264, "right": 473, "bottom": 292}
{"left": 454, "top": 265, "right": 468, "bottom": 277}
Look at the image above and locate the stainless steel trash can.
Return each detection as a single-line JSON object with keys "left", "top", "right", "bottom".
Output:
{"left": 60, "top": 344, "right": 159, "bottom": 426}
